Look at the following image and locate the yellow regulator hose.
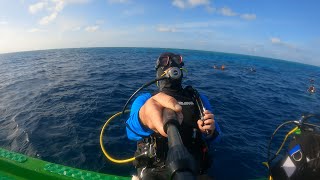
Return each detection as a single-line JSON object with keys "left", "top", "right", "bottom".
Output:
{"left": 275, "top": 126, "right": 299, "bottom": 156}
{"left": 99, "top": 110, "right": 135, "bottom": 163}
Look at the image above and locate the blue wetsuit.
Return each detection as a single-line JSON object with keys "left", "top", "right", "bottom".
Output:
{"left": 126, "top": 93, "right": 221, "bottom": 145}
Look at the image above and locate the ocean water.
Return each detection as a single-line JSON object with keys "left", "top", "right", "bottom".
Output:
{"left": 0, "top": 47, "right": 319, "bottom": 179}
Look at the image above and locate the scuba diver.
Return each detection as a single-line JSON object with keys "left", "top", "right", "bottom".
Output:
{"left": 250, "top": 67, "right": 256, "bottom": 72}
{"left": 125, "top": 52, "right": 221, "bottom": 180}
{"left": 307, "top": 79, "right": 316, "bottom": 94}
{"left": 220, "top": 65, "right": 225, "bottom": 71}
{"left": 308, "top": 85, "right": 316, "bottom": 94}
{"left": 266, "top": 114, "right": 320, "bottom": 180}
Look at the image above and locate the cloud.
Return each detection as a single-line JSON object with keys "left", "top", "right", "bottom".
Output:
{"left": 66, "top": 0, "right": 91, "bottom": 3}
{"left": 32, "top": 0, "right": 65, "bottom": 25}
{"left": 240, "top": 14, "right": 256, "bottom": 20}
{"left": 29, "top": 1, "right": 47, "bottom": 14}
{"left": 271, "top": 37, "right": 281, "bottom": 44}
{"left": 172, "top": 0, "right": 211, "bottom": 9}
{"left": 39, "top": 12, "right": 58, "bottom": 25}
{"left": 72, "top": 26, "right": 82, "bottom": 31}
{"left": 217, "top": 7, "right": 256, "bottom": 21}
{"left": 154, "top": 20, "right": 244, "bottom": 34}
{"left": 53, "top": 0, "right": 65, "bottom": 12}
{"left": 205, "top": 6, "right": 215, "bottom": 13}
{"left": 55, "top": 17, "right": 85, "bottom": 32}
{"left": 108, "top": 0, "right": 130, "bottom": 4}
{"left": 28, "top": 28, "right": 45, "bottom": 33}
{"left": 175, "top": 22, "right": 210, "bottom": 28}
{"left": 123, "top": 7, "right": 144, "bottom": 16}
{"left": 0, "top": 21, "right": 8, "bottom": 25}
{"left": 171, "top": 1, "right": 256, "bottom": 22}
{"left": 172, "top": 0, "right": 186, "bottom": 8}
{"left": 188, "top": 0, "right": 210, "bottom": 6}
{"left": 85, "top": 25, "right": 99, "bottom": 32}
{"left": 219, "top": 7, "right": 237, "bottom": 16}
{"left": 157, "top": 27, "right": 177, "bottom": 32}
{"left": 29, "top": 0, "right": 90, "bottom": 25}
{"left": 96, "top": 19, "right": 105, "bottom": 25}
{"left": 270, "top": 37, "right": 297, "bottom": 50}
{"left": 0, "top": 16, "right": 8, "bottom": 25}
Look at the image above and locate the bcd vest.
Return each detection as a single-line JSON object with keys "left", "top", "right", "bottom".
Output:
{"left": 134, "top": 87, "right": 211, "bottom": 174}
{"left": 271, "top": 130, "right": 320, "bottom": 180}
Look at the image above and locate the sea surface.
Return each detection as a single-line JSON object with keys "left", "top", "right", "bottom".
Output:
{"left": 0, "top": 47, "right": 319, "bottom": 179}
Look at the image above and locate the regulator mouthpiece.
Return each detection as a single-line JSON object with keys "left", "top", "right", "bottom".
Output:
{"left": 166, "top": 67, "right": 182, "bottom": 80}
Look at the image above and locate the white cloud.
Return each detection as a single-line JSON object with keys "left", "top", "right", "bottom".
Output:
{"left": 205, "top": 6, "right": 215, "bottom": 13}
{"left": 0, "top": 21, "right": 8, "bottom": 25}
{"left": 96, "top": 20, "right": 105, "bottom": 25}
{"left": 176, "top": 22, "right": 209, "bottom": 28}
{"left": 85, "top": 25, "right": 99, "bottom": 32}
{"left": 53, "top": 0, "right": 66, "bottom": 12}
{"left": 29, "top": 1, "right": 47, "bottom": 14}
{"left": 172, "top": 0, "right": 211, "bottom": 9}
{"left": 241, "top": 14, "right": 256, "bottom": 20}
{"left": 67, "top": 0, "right": 91, "bottom": 3}
{"left": 171, "top": 1, "right": 256, "bottom": 22}
{"left": 31, "top": 0, "right": 65, "bottom": 25}
{"left": 172, "top": 0, "right": 186, "bottom": 9}
{"left": 72, "top": 26, "right": 82, "bottom": 31}
{"left": 39, "top": 12, "right": 58, "bottom": 25}
{"left": 0, "top": 16, "right": 8, "bottom": 25}
{"left": 28, "top": 28, "right": 45, "bottom": 33}
{"left": 54, "top": 16, "right": 86, "bottom": 32}
{"left": 188, "top": 0, "right": 210, "bottom": 7}
{"left": 157, "top": 27, "right": 177, "bottom": 32}
{"left": 154, "top": 20, "right": 244, "bottom": 34}
{"left": 270, "top": 37, "right": 297, "bottom": 50}
{"left": 271, "top": 37, "right": 281, "bottom": 44}
{"left": 108, "top": 0, "right": 130, "bottom": 4}
{"left": 219, "top": 7, "right": 237, "bottom": 16}
{"left": 29, "top": 0, "right": 90, "bottom": 25}
{"left": 217, "top": 7, "right": 257, "bottom": 21}
{"left": 123, "top": 7, "right": 144, "bottom": 16}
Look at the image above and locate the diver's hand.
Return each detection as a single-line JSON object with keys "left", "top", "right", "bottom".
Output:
{"left": 197, "top": 110, "right": 215, "bottom": 137}
{"left": 139, "top": 92, "right": 183, "bottom": 137}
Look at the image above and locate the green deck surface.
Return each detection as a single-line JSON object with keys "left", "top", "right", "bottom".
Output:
{"left": 0, "top": 148, "right": 130, "bottom": 180}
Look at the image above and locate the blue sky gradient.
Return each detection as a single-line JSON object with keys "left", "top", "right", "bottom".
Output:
{"left": 0, "top": 0, "right": 319, "bottom": 66}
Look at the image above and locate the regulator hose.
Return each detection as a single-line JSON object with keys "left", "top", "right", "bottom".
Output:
{"left": 99, "top": 110, "right": 135, "bottom": 163}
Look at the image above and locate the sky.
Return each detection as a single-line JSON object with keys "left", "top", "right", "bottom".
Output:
{"left": 0, "top": 0, "right": 320, "bottom": 66}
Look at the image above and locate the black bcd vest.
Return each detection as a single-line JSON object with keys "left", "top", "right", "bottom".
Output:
{"left": 134, "top": 86, "right": 211, "bottom": 174}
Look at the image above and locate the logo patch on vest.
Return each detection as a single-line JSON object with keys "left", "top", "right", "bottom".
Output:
{"left": 178, "top": 101, "right": 194, "bottom": 106}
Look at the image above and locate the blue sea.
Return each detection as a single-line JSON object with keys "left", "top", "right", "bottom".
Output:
{"left": 0, "top": 47, "right": 319, "bottom": 179}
